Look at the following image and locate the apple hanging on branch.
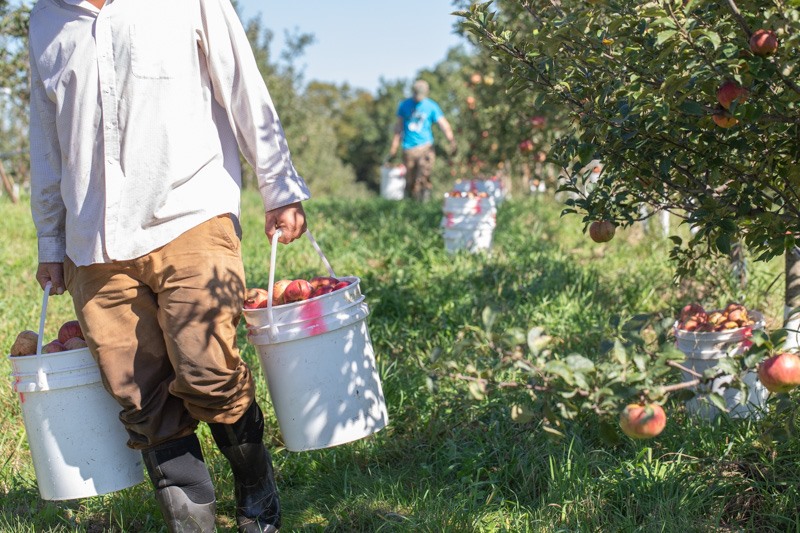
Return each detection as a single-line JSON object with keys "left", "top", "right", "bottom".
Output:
{"left": 619, "top": 403, "right": 667, "bottom": 439}
{"left": 589, "top": 220, "right": 616, "bottom": 243}
{"left": 749, "top": 29, "right": 778, "bottom": 57}
{"left": 757, "top": 352, "right": 800, "bottom": 393}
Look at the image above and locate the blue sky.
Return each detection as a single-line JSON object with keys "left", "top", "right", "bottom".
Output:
{"left": 236, "top": 0, "right": 468, "bottom": 92}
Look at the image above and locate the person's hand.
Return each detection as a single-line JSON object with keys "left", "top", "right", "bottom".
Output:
{"left": 265, "top": 201, "right": 307, "bottom": 244}
{"left": 448, "top": 140, "right": 458, "bottom": 158}
{"left": 36, "top": 262, "right": 66, "bottom": 295}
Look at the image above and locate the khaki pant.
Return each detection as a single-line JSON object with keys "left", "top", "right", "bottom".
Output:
{"left": 64, "top": 214, "right": 255, "bottom": 450}
{"left": 402, "top": 143, "right": 436, "bottom": 201}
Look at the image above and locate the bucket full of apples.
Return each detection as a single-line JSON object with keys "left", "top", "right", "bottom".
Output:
{"left": 440, "top": 186, "right": 497, "bottom": 254}
{"left": 673, "top": 301, "right": 769, "bottom": 420}
{"left": 242, "top": 230, "right": 389, "bottom": 452}
{"left": 7, "top": 282, "right": 144, "bottom": 500}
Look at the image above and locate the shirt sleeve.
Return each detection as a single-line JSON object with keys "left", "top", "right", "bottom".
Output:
{"left": 28, "top": 39, "right": 67, "bottom": 263}
{"left": 430, "top": 101, "right": 444, "bottom": 122}
{"left": 197, "top": 0, "right": 311, "bottom": 212}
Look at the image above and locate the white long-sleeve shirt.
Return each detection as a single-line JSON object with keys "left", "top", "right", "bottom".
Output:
{"left": 28, "top": 0, "right": 311, "bottom": 266}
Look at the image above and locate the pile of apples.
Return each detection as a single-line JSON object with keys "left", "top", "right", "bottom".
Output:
{"left": 444, "top": 189, "right": 490, "bottom": 199}
{"left": 9, "top": 320, "right": 87, "bottom": 356}
{"left": 243, "top": 276, "right": 353, "bottom": 309}
{"left": 676, "top": 302, "right": 755, "bottom": 332}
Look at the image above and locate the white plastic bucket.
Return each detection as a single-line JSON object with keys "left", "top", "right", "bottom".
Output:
{"left": 453, "top": 178, "right": 507, "bottom": 206}
{"left": 8, "top": 283, "right": 143, "bottom": 500}
{"left": 673, "top": 311, "right": 769, "bottom": 420}
{"left": 243, "top": 231, "right": 388, "bottom": 452}
{"left": 441, "top": 195, "right": 497, "bottom": 254}
{"left": 380, "top": 164, "right": 406, "bottom": 200}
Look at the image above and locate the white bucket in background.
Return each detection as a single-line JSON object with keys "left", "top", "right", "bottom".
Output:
{"left": 245, "top": 276, "right": 388, "bottom": 452}
{"left": 673, "top": 311, "right": 769, "bottom": 421}
{"left": 380, "top": 164, "right": 406, "bottom": 200}
{"left": 441, "top": 195, "right": 497, "bottom": 254}
{"left": 9, "top": 348, "right": 144, "bottom": 500}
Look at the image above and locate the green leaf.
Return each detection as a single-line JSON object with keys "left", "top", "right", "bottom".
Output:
{"left": 566, "top": 354, "right": 596, "bottom": 373}
{"left": 655, "top": 30, "right": 677, "bottom": 45}
{"left": 482, "top": 306, "right": 497, "bottom": 332}
{"left": 707, "top": 393, "right": 729, "bottom": 414}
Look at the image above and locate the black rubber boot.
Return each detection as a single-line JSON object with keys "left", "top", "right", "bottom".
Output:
{"left": 208, "top": 401, "right": 281, "bottom": 533}
{"left": 142, "top": 434, "right": 217, "bottom": 533}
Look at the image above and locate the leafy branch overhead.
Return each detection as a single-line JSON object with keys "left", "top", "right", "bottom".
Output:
{"left": 456, "top": 0, "right": 800, "bottom": 277}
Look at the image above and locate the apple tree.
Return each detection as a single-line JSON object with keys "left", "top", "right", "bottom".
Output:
{"left": 455, "top": 0, "right": 800, "bottom": 309}
{"left": 426, "top": 0, "right": 800, "bottom": 439}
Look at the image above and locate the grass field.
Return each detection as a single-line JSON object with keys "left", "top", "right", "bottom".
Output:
{"left": 1, "top": 188, "right": 798, "bottom": 532}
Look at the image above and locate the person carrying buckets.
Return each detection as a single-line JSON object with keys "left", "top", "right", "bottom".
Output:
{"left": 27, "top": 0, "right": 310, "bottom": 531}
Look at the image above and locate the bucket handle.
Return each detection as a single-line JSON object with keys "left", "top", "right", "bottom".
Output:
{"left": 34, "top": 281, "right": 52, "bottom": 389}
{"left": 265, "top": 229, "right": 337, "bottom": 341}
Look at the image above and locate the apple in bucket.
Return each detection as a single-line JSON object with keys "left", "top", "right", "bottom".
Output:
{"left": 10, "top": 330, "right": 39, "bottom": 357}
{"left": 58, "top": 320, "right": 84, "bottom": 344}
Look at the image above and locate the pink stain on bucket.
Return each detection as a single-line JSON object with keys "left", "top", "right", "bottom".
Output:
{"left": 298, "top": 298, "right": 329, "bottom": 336}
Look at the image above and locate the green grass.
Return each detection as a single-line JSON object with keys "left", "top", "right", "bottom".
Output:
{"left": 1, "top": 189, "right": 797, "bottom": 532}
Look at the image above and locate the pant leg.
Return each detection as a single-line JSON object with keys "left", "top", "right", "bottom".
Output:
{"left": 402, "top": 149, "right": 419, "bottom": 199}
{"left": 146, "top": 214, "right": 254, "bottom": 425}
{"left": 65, "top": 214, "right": 254, "bottom": 449}
{"left": 65, "top": 257, "right": 198, "bottom": 450}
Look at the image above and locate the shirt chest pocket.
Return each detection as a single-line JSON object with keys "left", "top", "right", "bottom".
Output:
{"left": 129, "top": 21, "right": 186, "bottom": 79}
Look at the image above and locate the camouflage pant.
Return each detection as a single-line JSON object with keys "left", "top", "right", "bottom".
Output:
{"left": 402, "top": 143, "right": 436, "bottom": 201}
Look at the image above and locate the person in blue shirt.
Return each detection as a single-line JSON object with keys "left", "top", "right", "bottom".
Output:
{"left": 388, "top": 79, "right": 456, "bottom": 202}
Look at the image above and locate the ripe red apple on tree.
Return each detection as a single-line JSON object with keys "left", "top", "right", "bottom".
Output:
{"left": 749, "top": 29, "right": 778, "bottom": 56}
{"left": 757, "top": 352, "right": 800, "bottom": 393}
{"left": 518, "top": 139, "right": 534, "bottom": 153}
{"left": 469, "top": 72, "right": 483, "bottom": 85}
{"left": 619, "top": 403, "right": 667, "bottom": 439}
{"left": 716, "top": 80, "right": 748, "bottom": 110}
{"left": 466, "top": 96, "right": 477, "bottom": 110}
{"left": 589, "top": 220, "right": 615, "bottom": 243}
{"left": 712, "top": 108, "right": 738, "bottom": 128}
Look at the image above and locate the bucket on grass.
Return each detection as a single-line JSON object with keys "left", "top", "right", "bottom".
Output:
{"left": 380, "top": 164, "right": 406, "bottom": 200}
{"left": 673, "top": 311, "right": 769, "bottom": 421}
{"left": 8, "top": 284, "right": 143, "bottom": 501}
{"left": 441, "top": 195, "right": 497, "bottom": 254}
{"left": 243, "top": 230, "right": 388, "bottom": 452}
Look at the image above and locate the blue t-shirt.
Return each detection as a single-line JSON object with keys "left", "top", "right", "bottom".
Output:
{"left": 397, "top": 97, "right": 444, "bottom": 150}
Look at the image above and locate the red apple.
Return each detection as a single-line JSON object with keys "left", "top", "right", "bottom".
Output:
{"left": 529, "top": 116, "right": 547, "bottom": 128}
{"left": 679, "top": 302, "right": 706, "bottom": 324}
{"left": 311, "top": 286, "right": 334, "bottom": 298}
{"left": 712, "top": 110, "right": 738, "bottom": 128}
{"left": 58, "top": 320, "right": 84, "bottom": 344}
{"left": 271, "top": 279, "right": 293, "bottom": 306}
{"left": 466, "top": 96, "right": 477, "bottom": 110}
{"left": 758, "top": 352, "right": 800, "bottom": 393}
{"left": 10, "top": 330, "right": 38, "bottom": 357}
{"left": 310, "top": 277, "right": 338, "bottom": 291}
{"left": 283, "top": 279, "right": 313, "bottom": 303}
{"left": 64, "top": 337, "right": 89, "bottom": 351}
{"left": 619, "top": 403, "right": 667, "bottom": 439}
{"left": 750, "top": 29, "right": 778, "bottom": 57}
{"left": 243, "top": 288, "right": 270, "bottom": 309}
{"left": 716, "top": 80, "right": 748, "bottom": 110}
{"left": 469, "top": 72, "right": 483, "bottom": 85}
{"left": 588, "top": 220, "right": 615, "bottom": 243}
{"left": 42, "top": 340, "right": 67, "bottom": 354}
{"left": 518, "top": 139, "right": 534, "bottom": 153}
{"left": 333, "top": 280, "right": 352, "bottom": 291}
